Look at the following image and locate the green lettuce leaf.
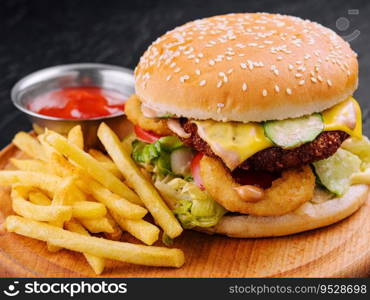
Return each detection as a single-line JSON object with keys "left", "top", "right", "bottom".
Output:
{"left": 155, "top": 177, "right": 226, "bottom": 229}
{"left": 131, "top": 136, "right": 188, "bottom": 177}
{"left": 341, "top": 136, "right": 370, "bottom": 170}
{"left": 313, "top": 148, "right": 361, "bottom": 195}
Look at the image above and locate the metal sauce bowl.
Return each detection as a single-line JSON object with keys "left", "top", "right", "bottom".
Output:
{"left": 11, "top": 63, "right": 134, "bottom": 148}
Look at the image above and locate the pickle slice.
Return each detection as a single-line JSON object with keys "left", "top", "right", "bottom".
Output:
{"left": 313, "top": 148, "right": 361, "bottom": 195}
{"left": 264, "top": 113, "right": 324, "bottom": 149}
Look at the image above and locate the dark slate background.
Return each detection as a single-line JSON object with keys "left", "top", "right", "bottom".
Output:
{"left": 0, "top": 0, "right": 369, "bottom": 148}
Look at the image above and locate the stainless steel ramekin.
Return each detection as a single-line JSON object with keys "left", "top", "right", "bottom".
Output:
{"left": 11, "top": 63, "right": 134, "bottom": 148}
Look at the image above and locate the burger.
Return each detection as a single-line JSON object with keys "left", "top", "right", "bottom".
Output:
{"left": 124, "top": 13, "right": 369, "bottom": 238}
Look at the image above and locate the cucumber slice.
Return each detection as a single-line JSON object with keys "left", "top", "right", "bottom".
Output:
{"left": 313, "top": 148, "right": 361, "bottom": 195}
{"left": 264, "top": 113, "right": 324, "bottom": 149}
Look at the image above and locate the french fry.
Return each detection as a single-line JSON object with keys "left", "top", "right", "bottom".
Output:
{"left": 44, "top": 131, "right": 142, "bottom": 205}
{"left": 88, "top": 149, "right": 112, "bottom": 163}
{"left": 72, "top": 201, "right": 107, "bottom": 219}
{"left": 49, "top": 152, "right": 75, "bottom": 178}
{"left": 110, "top": 210, "right": 159, "bottom": 245}
{"left": 37, "top": 133, "right": 58, "bottom": 160}
{"left": 78, "top": 217, "right": 115, "bottom": 233}
{"left": 99, "top": 162, "right": 123, "bottom": 179}
{"left": 6, "top": 216, "right": 185, "bottom": 268}
{"left": 49, "top": 151, "right": 147, "bottom": 219}
{"left": 68, "top": 125, "right": 84, "bottom": 150}
{"left": 10, "top": 184, "right": 34, "bottom": 197}
{"left": 104, "top": 212, "right": 123, "bottom": 241}
{"left": 12, "top": 132, "right": 45, "bottom": 161}
{"left": 10, "top": 159, "right": 51, "bottom": 174}
{"left": 98, "top": 123, "right": 183, "bottom": 238}
{"left": 351, "top": 170, "right": 370, "bottom": 184}
{"left": 79, "top": 177, "right": 147, "bottom": 220}
{"left": 11, "top": 187, "right": 72, "bottom": 223}
{"left": 0, "top": 171, "right": 61, "bottom": 197}
{"left": 65, "top": 219, "right": 105, "bottom": 275}
{"left": 51, "top": 175, "right": 102, "bottom": 218}
{"left": 49, "top": 177, "right": 77, "bottom": 252}
{"left": 88, "top": 149, "right": 123, "bottom": 179}
{"left": 52, "top": 176, "right": 86, "bottom": 205}
{"left": 29, "top": 191, "right": 51, "bottom": 206}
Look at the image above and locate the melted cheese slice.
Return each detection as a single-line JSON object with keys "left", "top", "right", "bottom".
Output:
{"left": 193, "top": 97, "right": 362, "bottom": 170}
{"left": 193, "top": 121, "right": 273, "bottom": 170}
{"left": 322, "top": 97, "right": 362, "bottom": 138}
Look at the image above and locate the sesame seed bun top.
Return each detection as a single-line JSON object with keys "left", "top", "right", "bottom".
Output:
{"left": 134, "top": 13, "right": 358, "bottom": 122}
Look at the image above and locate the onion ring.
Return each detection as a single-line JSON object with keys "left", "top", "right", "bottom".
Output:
{"left": 200, "top": 156, "right": 315, "bottom": 216}
{"left": 125, "top": 95, "right": 172, "bottom": 136}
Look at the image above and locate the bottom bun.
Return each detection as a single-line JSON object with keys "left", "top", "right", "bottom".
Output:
{"left": 201, "top": 184, "right": 368, "bottom": 238}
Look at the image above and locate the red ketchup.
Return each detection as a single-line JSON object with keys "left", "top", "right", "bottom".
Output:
{"left": 28, "top": 86, "right": 126, "bottom": 119}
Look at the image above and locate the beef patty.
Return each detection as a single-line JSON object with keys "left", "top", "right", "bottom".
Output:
{"left": 180, "top": 120, "right": 349, "bottom": 172}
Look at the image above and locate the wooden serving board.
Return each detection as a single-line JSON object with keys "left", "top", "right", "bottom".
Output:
{"left": 0, "top": 143, "right": 369, "bottom": 278}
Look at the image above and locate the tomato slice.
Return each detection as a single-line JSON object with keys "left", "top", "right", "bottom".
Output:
{"left": 191, "top": 153, "right": 205, "bottom": 190}
{"left": 134, "top": 125, "right": 162, "bottom": 143}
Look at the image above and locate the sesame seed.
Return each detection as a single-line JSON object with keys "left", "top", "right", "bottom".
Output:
{"left": 327, "top": 79, "right": 332, "bottom": 87}
{"left": 311, "top": 77, "right": 317, "bottom": 83}
{"left": 286, "top": 88, "right": 292, "bottom": 95}
{"left": 166, "top": 75, "right": 172, "bottom": 81}
{"left": 317, "top": 75, "right": 323, "bottom": 82}
{"left": 195, "top": 69, "right": 201, "bottom": 75}
{"left": 240, "top": 63, "right": 247, "bottom": 69}
{"left": 274, "top": 85, "right": 280, "bottom": 93}
{"left": 209, "top": 60, "right": 215, "bottom": 66}
{"left": 295, "top": 73, "right": 302, "bottom": 78}
{"left": 217, "top": 103, "right": 224, "bottom": 108}
{"left": 273, "top": 69, "right": 279, "bottom": 76}
{"left": 180, "top": 75, "right": 190, "bottom": 83}
{"left": 262, "top": 89, "right": 268, "bottom": 97}
{"left": 299, "top": 79, "right": 305, "bottom": 85}
{"left": 288, "top": 64, "right": 294, "bottom": 70}
{"left": 174, "top": 67, "right": 181, "bottom": 73}
{"left": 242, "top": 83, "right": 248, "bottom": 91}
{"left": 199, "top": 80, "right": 206, "bottom": 86}
{"left": 217, "top": 80, "right": 223, "bottom": 88}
